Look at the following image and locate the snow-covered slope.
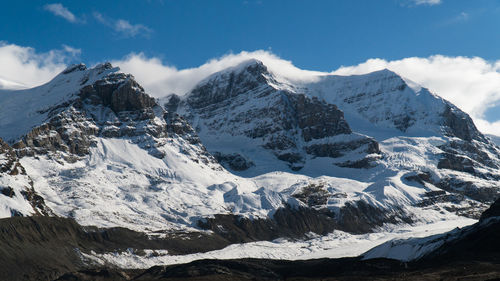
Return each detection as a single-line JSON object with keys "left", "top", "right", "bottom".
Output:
{"left": 0, "top": 60, "right": 499, "bottom": 241}
{"left": 303, "top": 69, "right": 483, "bottom": 141}
{"left": 168, "top": 59, "right": 500, "bottom": 230}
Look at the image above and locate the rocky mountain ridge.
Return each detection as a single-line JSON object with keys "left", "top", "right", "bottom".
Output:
{"left": 0, "top": 59, "right": 499, "bottom": 250}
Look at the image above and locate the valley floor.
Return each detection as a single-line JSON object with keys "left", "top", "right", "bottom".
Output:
{"left": 85, "top": 217, "right": 476, "bottom": 269}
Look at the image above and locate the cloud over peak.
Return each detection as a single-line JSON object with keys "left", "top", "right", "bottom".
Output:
{"left": 0, "top": 42, "right": 80, "bottom": 89}
{"left": 113, "top": 51, "right": 500, "bottom": 136}
{"left": 1, "top": 43, "right": 500, "bottom": 136}
{"left": 44, "top": 3, "right": 78, "bottom": 23}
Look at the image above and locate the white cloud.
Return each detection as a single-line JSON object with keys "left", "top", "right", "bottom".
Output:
{"left": 0, "top": 42, "right": 80, "bottom": 89}
{"left": 332, "top": 55, "right": 500, "bottom": 136}
{"left": 413, "top": 0, "right": 442, "bottom": 5}
{"left": 93, "top": 12, "right": 152, "bottom": 38}
{"left": 44, "top": 3, "right": 78, "bottom": 23}
{"left": 113, "top": 51, "right": 500, "bottom": 136}
{"left": 2, "top": 42, "right": 499, "bottom": 136}
{"left": 111, "top": 50, "right": 322, "bottom": 97}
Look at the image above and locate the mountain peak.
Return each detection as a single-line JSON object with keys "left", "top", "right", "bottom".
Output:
{"left": 186, "top": 59, "right": 273, "bottom": 109}
{"left": 199, "top": 58, "right": 268, "bottom": 85}
{"left": 62, "top": 63, "right": 87, "bottom": 74}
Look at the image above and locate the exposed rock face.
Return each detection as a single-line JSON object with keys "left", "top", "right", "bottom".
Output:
{"left": 10, "top": 66, "right": 214, "bottom": 165}
{"left": 292, "top": 183, "right": 330, "bottom": 207}
{"left": 199, "top": 201, "right": 414, "bottom": 240}
{"left": 176, "top": 60, "right": 380, "bottom": 170}
{"left": 437, "top": 153, "right": 475, "bottom": 174}
{"left": 79, "top": 73, "right": 156, "bottom": 113}
{"left": 434, "top": 138, "right": 500, "bottom": 204}
{"left": 0, "top": 138, "right": 52, "bottom": 216}
{"left": 188, "top": 61, "right": 270, "bottom": 109}
{"left": 287, "top": 94, "right": 351, "bottom": 141}
{"left": 212, "top": 152, "right": 255, "bottom": 171}
{"left": 305, "top": 137, "right": 379, "bottom": 158}
{"left": 441, "top": 105, "right": 486, "bottom": 142}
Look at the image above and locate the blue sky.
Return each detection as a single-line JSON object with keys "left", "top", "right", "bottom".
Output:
{"left": 2, "top": 0, "right": 499, "bottom": 70}
{"left": 2, "top": 0, "right": 500, "bottom": 135}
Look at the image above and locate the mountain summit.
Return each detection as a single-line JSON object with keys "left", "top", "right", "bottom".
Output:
{"left": 0, "top": 60, "right": 499, "bottom": 249}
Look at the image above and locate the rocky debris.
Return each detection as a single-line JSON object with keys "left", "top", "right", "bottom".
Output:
{"left": 0, "top": 216, "right": 233, "bottom": 281}
{"left": 164, "top": 112, "right": 202, "bottom": 145}
{"left": 198, "top": 206, "right": 337, "bottom": 242}
{"left": 305, "top": 137, "right": 379, "bottom": 158}
{"left": 212, "top": 152, "right": 255, "bottom": 171}
{"left": 436, "top": 139, "right": 500, "bottom": 180}
{"left": 13, "top": 108, "right": 98, "bottom": 157}
{"left": 403, "top": 172, "right": 489, "bottom": 218}
{"left": 437, "top": 153, "right": 475, "bottom": 174}
{"left": 404, "top": 172, "right": 433, "bottom": 186}
{"left": 440, "top": 140, "right": 498, "bottom": 168}
{"left": 292, "top": 183, "right": 330, "bottom": 208}
{"left": 0, "top": 138, "right": 20, "bottom": 174}
{"left": 6, "top": 201, "right": 500, "bottom": 280}
{"left": 335, "top": 155, "right": 379, "bottom": 169}
{"left": 0, "top": 138, "right": 52, "bottom": 216}
{"left": 435, "top": 177, "right": 499, "bottom": 206}
{"left": 339, "top": 201, "right": 414, "bottom": 234}
{"left": 199, "top": 200, "right": 414, "bottom": 240}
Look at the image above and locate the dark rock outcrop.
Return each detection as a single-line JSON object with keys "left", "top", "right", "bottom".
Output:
{"left": 187, "top": 61, "right": 270, "bottom": 109}
{"left": 441, "top": 104, "right": 485, "bottom": 142}
{"left": 479, "top": 198, "right": 500, "bottom": 221}
{"left": 79, "top": 73, "right": 156, "bottom": 113}
{"left": 199, "top": 201, "right": 414, "bottom": 241}
{"left": 0, "top": 138, "right": 52, "bottom": 216}
{"left": 212, "top": 152, "right": 255, "bottom": 171}
{"left": 305, "top": 137, "right": 379, "bottom": 158}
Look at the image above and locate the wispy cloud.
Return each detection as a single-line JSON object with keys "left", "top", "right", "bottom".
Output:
{"left": 438, "top": 11, "right": 470, "bottom": 26}
{"left": 413, "top": 0, "right": 442, "bottom": 5}
{"left": 44, "top": 3, "right": 78, "bottom": 23}
{"left": 93, "top": 12, "right": 152, "bottom": 38}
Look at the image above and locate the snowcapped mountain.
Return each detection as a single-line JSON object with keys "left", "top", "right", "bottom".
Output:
{"left": 170, "top": 59, "right": 500, "bottom": 226}
{"left": 0, "top": 59, "right": 499, "bottom": 241}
